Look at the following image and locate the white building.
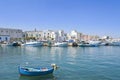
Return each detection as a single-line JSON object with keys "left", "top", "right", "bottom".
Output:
{"left": 0, "top": 28, "right": 23, "bottom": 42}
{"left": 51, "top": 31, "right": 58, "bottom": 41}
{"left": 67, "top": 30, "right": 82, "bottom": 42}
{"left": 25, "top": 30, "right": 55, "bottom": 41}
{"left": 42, "top": 30, "right": 54, "bottom": 40}
{"left": 42, "top": 30, "right": 66, "bottom": 42}
{"left": 24, "top": 31, "right": 43, "bottom": 40}
{"left": 0, "top": 35, "right": 10, "bottom": 42}
{"left": 24, "top": 30, "right": 67, "bottom": 42}
{"left": 56, "top": 30, "right": 66, "bottom": 42}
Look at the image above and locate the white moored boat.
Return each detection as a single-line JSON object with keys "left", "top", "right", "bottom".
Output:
{"left": 78, "top": 41, "right": 100, "bottom": 47}
{"left": 54, "top": 42, "right": 68, "bottom": 47}
{"left": 24, "top": 41, "right": 43, "bottom": 47}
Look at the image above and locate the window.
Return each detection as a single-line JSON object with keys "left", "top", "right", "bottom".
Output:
{"left": 39, "top": 34, "right": 41, "bottom": 36}
{"left": 36, "top": 34, "right": 38, "bottom": 37}
{"left": 5, "top": 37, "right": 8, "bottom": 41}
{"left": 31, "top": 34, "right": 33, "bottom": 37}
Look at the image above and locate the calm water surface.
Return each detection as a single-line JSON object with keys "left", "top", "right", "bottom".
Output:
{"left": 0, "top": 46, "right": 120, "bottom": 80}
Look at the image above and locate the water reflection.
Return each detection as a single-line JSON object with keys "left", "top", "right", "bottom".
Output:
{"left": 19, "top": 74, "right": 56, "bottom": 80}
{"left": 50, "top": 47, "right": 66, "bottom": 54}
{"left": 23, "top": 46, "right": 39, "bottom": 53}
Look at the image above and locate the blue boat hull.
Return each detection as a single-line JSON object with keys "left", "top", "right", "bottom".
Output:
{"left": 18, "top": 66, "right": 54, "bottom": 76}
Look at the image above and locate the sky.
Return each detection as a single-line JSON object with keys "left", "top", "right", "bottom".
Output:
{"left": 0, "top": 0, "right": 120, "bottom": 37}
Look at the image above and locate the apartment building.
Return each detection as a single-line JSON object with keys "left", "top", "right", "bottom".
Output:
{"left": 24, "top": 30, "right": 67, "bottom": 42}
{"left": 0, "top": 28, "right": 23, "bottom": 42}
{"left": 24, "top": 30, "right": 43, "bottom": 40}
{"left": 67, "top": 30, "right": 82, "bottom": 42}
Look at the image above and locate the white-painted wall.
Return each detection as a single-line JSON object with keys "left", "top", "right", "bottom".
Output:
{"left": 0, "top": 35, "right": 10, "bottom": 42}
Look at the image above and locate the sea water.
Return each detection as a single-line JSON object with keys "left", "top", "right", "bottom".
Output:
{"left": 0, "top": 46, "right": 120, "bottom": 80}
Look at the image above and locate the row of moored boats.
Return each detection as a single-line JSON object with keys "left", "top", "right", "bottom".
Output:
{"left": 1, "top": 40, "right": 120, "bottom": 47}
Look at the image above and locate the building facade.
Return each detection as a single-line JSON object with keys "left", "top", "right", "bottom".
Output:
{"left": 0, "top": 35, "right": 10, "bottom": 42}
{"left": 24, "top": 29, "right": 100, "bottom": 42}
{"left": 67, "top": 30, "right": 82, "bottom": 42}
{"left": 24, "top": 31, "right": 43, "bottom": 40}
{"left": 24, "top": 30, "right": 67, "bottom": 42}
{"left": 0, "top": 28, "right": 23, "bottom": 42}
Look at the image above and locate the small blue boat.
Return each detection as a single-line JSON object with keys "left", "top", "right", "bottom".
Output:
{"left": 18, "top": 64, "right": 58, "bottom": 76}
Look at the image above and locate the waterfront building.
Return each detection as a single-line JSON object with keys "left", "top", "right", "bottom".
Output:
{"left": 24, "top": 30, "right": 56, "bottom": 41}
{"left": 24, "top": 29, "right": 67, "bottom": 42}
{"left": 0, "top": 35, "right": 10, "bottom": 42}
{"left": 81, "top": 34, "right": 100, "bottom": 41}
{"left": 51, "top": 31, "right": 58, "bottom": 41}
{"left": 24, "top": 29, "right": 100, "bottom": 43}
{"left": 67, "top": 30, "right": 82, "bottom": 42}
{"left": 57, "top": 30, "right": 67, "bottom": 42}
{"left": 42, "top": 30, "right": 54, "bottom": 41}
{"left": 0, "top": 28, "right": 23, "bottom": 42}
{"left": 24, "top": 30, "right": 43, "bottom": 40}
{"left": 45, "top": 30, "right": 66, "bottom": 42}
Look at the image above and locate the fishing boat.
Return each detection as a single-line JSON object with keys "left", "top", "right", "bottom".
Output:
{"left": 23, "top": 41, "right": 43, "bottom": 47}
{"left": 110, "top": 40, "right": 120, "bottom": 46}
{"left": 18, "top": 64, "right": 58, "bottom": 76}
{"left": 7, "top": 41, "right": 21, "bottom": 46}
{"left": 78, "top": 41, "right": 100, "bottom": 47}
{"left": 54, "top": 42, "right": 68, "bottom": 47}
